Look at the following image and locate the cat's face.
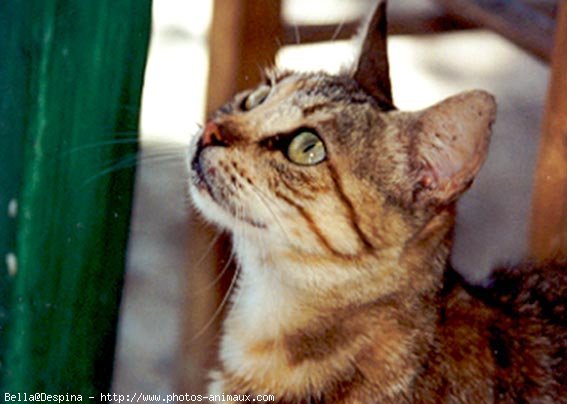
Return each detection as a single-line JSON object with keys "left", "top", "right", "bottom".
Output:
{"left": 190, "top": 71, "right": 408, "bottom": 256}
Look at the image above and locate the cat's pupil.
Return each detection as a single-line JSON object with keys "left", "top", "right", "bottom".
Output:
{"left": 303, "top": 143, "right": 315, "bottom": 153}
{"left": 287, "top": 130, "right": 326, "bottom": 166}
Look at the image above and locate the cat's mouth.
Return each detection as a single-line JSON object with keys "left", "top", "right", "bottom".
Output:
{"left": 190, "top": 153, "right": 213, "bottom": 193}
{"left": 190, "top": 153, "right": 267, "bottom": 229}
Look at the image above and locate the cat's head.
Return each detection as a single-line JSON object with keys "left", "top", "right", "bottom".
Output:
{"left": 189, "top": 1, "right": 496, "bottom": 276}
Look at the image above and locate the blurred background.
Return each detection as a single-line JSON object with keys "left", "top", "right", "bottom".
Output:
{"left": 113, "top": 0, "right": 557, "bottom": 395}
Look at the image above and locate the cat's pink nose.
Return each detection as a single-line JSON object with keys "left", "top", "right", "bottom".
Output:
{"left": 201, "top": 122, "right": 227, "bottom": 147}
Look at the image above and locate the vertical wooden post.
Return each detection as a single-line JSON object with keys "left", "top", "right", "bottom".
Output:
{"left": 180, "top": 0, "right": 284, "bottom": 392}
{"left": 206, "top": 0, "right": 283, "bottom": 116}
{"left": 179, "top": 216, "right": 222, "bottom": 393}
{"left": 530, "top": 0, "right": 567, "bottom": 260}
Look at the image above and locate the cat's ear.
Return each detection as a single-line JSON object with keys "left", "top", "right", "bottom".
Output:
{"left": 353, "top": 0, "right": 394, "bottom": 110}
{"left": 409, "top": 90, "right": 497, "bottom": 206}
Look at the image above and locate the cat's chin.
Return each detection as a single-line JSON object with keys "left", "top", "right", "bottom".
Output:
{"left": 189, "top": 183, "right": 267, "bottom": 231}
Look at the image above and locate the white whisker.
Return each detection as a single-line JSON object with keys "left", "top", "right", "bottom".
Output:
{"left": 331, "top": 19, "right": 346, "bottom": 42}
{"left": 247, "top": 182, "right": 294, "bottom": 246}
{"left": 294, "top": 24, "right": 301, "bottom": 45}
{"left": 193, "top": 236, "right": 236, "bottom": 296}
{"left": 190, "top": 244, "right": 239, "bottom": 342}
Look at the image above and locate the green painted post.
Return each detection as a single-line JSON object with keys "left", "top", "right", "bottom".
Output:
{"left": 0, "top": 0, "right": 152, "bottom": 396}
{"left": 0, "top": 1, "right": 28, "bottom": 389}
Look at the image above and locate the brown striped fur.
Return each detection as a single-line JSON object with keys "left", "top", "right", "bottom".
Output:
{"left": 188, "top": 1, "right": 566, "bottom": 402}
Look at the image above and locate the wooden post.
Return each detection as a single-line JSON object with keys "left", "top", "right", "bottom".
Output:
{"left": 530, "top": 0, "right": 567, "bottom": 260}
{"left": 181, "top": 0, "right": 284, "bottom": 392}
{"left": 206, "top": 0, "right": 283, "bottom": 116}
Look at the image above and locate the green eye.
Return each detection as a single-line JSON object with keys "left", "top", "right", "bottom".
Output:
{"left": 244, "top": 84, "right": 271, "bottom": 111}
{"left": 287, "top": 131, "right": 326, "bottom": 166}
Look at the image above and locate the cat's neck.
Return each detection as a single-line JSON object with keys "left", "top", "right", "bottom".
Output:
{"left": 230, "top": 208, "right": 454, "bottom": 312}
{"left": 214, "top": 222, "right": 451, "bottom": 399}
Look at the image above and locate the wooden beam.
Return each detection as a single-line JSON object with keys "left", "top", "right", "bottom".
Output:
{"left": 524, "top": 0, "right": 559, "bottom": 18}
{"left": 530, "top": 0, "right": 567, "bottom": 260}
{"left": 283, "top": 11, "right": 478, "bottom": 45}
{"left": 433, "top": 0, "right": 556, "bottom": 61}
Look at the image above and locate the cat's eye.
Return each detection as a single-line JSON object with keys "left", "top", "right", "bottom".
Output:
{"left": 243, "top": 84, "right": 271, "bottom": 111}
{"left": 287, "top": 131, "right": 326, "bottom": 166}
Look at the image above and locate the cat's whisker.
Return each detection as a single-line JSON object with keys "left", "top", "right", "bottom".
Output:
{"left": 275, "top": 36, "right": 283, "bottom": 51}
{"left": 190, "top": 243, "right": 240, "bottom": 342}
{"left": 58, "top": 138, "right": 184, "bottom": 163}
{"left": 138, "top": 148, "right": 186, "bottom": 160}
{"left": 133, "top": 153, "right": 185, "bottom": 168}
{"left": 80, "top": 151, "right": 185, "bottom": 187}
{"left": 62, "top": 138, "right": 140, "bottom": 156}
{"left": 140, "top": 141, "right": 188, "bottom": 153}
{"left": 191, "top": 233, "right": 236, "bottom": 296}
{"left": 138, "top": 158, "right": 188, "bottom": 170}
{"left": 330, "top": 20, "right": 346, "bottom": 42}
{"left": 247, "top": 183, "right": 294, "bottom": 246}
{"left": 293, "top": 24, "right": 301, "bottom": 45}
{"left": 80, "top": 155, "right": 139, "bottom": 187}
{"left": 227, "top": 217, "right": 247, "bottom": 301}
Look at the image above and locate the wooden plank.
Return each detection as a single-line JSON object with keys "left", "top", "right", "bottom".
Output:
{"left": 433, "top": 0, "right": 556, "bottom": 61}
{"left": 530, "top": 0, "right": 567, "bottom": 260}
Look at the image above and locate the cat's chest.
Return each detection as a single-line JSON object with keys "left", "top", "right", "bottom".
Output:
{"left": 218, "top": 267, "right": 319, "bottom": 394}
{"left": 215, "top": 260, "right": 416, "bottom": 398}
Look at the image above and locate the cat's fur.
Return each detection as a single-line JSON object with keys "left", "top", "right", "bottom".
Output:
{"left": 188, "top": 1, "right": 566, "bottom": 402}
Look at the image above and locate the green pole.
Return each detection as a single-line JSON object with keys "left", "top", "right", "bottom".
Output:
{"left": 0, "top": 0, "right": 28, "bottom": 388}
{"left": 0, "top": 0, "right": 152, "bottom": 396}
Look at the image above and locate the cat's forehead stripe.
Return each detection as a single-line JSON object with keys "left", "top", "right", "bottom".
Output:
{"left": 276, "top": 73, "right": 378, "bottom": 111}
{"left": 264, "top": 73, "right": 377, "bottom": 121}
{"left": 300, "top": 103, "right": 332, "bottom": 117}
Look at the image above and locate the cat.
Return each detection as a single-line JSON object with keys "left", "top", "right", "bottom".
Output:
{"left": 188, "top": 1, "right": 566, "bottom": 402}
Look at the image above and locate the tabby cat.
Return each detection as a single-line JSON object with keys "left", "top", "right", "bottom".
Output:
{"left": 188, "top": 1, "right": 566, "bottom": 402}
